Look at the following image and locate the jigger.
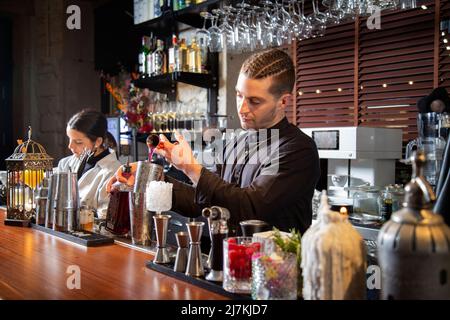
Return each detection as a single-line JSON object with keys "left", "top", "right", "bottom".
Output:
{"left": 185, "top": 221, "right": 205, "bottom": 277}
{"left": 153, "top": 214, "right": 171, "bottom": 264}
{"left": 173, "top": 231, "right": 189, "bottom": 273}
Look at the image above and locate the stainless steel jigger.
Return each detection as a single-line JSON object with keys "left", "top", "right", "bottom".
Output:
{"left": 185, "top": 221, "right": 205, "bottom": 277}
{"left": 153, "top": 214, "right": 171, "bottom": 264}
{"left": 202, "top": 206, "right": 230, "bottom": 282}
{"left": 173, "top": 231, "right": 189, "bottom": 273}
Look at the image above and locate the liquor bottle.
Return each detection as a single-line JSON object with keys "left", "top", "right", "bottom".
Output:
{"left": 168, "top": 35, "right": 179, "bottom": 73}
{"left": 177, "top": 0, "right": 186, "bottom": 10}
{"left": 179, "top": 38, "right": 189, "bottom": 72}
{"left": 153, "top": 39, "right": 166, "bottom": 75}
{"left": 138, "top": 36, "right": 150, "bottom": 75}
{"left": 189, "top": 38, "right": 201, "bottom": 73}
{"left": 147, "top": 37, "right": 156, "bottom": 76}
{"left": 154, "top": 0, "right": 161, "bottom": 18}
{"left": 199, "top": 37, "right": 208, "bottom": 73}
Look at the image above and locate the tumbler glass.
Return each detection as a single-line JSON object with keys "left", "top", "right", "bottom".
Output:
{"left": 223, "top": 236, "right": 261, "bottom": 294}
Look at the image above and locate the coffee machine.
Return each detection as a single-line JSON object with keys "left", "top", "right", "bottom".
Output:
{"left": 302, "top": 126, "right": 402, "bottom": 186}
{"left": 405, "top": 112, "right": 450, "bottom": 188}
{"left": 301, "top": 127, "right": 402, "bottom": 234}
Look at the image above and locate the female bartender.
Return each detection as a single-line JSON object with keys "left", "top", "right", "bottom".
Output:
{"left": 58, "top": 109, "right": 121, "bottom": 219}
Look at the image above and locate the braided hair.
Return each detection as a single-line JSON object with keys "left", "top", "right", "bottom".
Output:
{"left": 240, "top": 49, "right": 295, "bottom": 98}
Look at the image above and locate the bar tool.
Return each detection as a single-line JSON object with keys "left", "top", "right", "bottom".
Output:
{"left": 45, "top": 173, "right": 57, "bottom": 229}
{"left": 203, "top": 206, "right": 230, "bottom": 282}
{"left": 185, "top": 221, "right": 205, "bottom": 277}
{"left": 52, "top": 172, "right": 69, "bottom": 231}
{"left": 173, "top": 231, "right": 189, "bottom": 272}
{"left": 34, "top": 177, "right": 49, "bottom": 225}
{"left": 153, "top": 214, "right": 171, "bottom": 264}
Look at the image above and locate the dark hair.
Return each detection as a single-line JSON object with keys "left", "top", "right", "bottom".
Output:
{"left": 417, "top": 87, "right": 450, "bottom": 113}
{"left": 240, "top": 49, "right": 295, "bottom": 98}
{"left": 67, "top": 109, "right": 107, "bottom": 143}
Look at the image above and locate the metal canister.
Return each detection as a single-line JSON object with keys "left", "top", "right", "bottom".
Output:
{"left": 34, "top": 177, "right": 49, "bottom": 225}
{"left": 377, "top": 151, "right": 450, "bottom": 299}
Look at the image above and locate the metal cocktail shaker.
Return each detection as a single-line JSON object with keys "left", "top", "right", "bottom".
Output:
{"left": 129, "top": 161, "right": 164, "bottom": 246}
{"left": 35, "top": 177, "right": 49, "bottom": 225}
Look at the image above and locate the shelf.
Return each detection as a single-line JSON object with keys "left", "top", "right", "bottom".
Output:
{"left": 133, "top": 72, "right": 216, "bottom": 93}
{"left": 133, "top": 0, "right": 221, "bottom": 37}
{"left": 174, "top": 0, "right": 221, "bottom": 29}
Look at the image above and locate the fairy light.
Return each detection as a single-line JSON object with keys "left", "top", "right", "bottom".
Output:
{"left": 408, "top": 81, "right": 414, "bottom": 85}
{"left": 444, "top": 39, "right": 448, "bottom": 44}
{"left": 421, "top": 5, "right": 427, "bottom": 10}
{"left": 360, "top": 85, "right": 364, "bottom": 90}
{"left": 337, "top": 88, "right": 342, "bottom": 92}
{"left": 382, "top": 83, "right": 388, "bottom": 88}
{"left": 447, "top": 46, "right": 450, "bottom": 51}
{"left": 298, "top": 90, "right": 303, "bottom": 96}
{"left": 316, "top": 89, "right": 321, "bottom": 94}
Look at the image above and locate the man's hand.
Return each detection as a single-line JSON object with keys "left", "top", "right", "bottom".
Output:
{"left": 155, "top": 131, "right": 203, "bottom": 185}
{"left": 106, "top": 162, "right": 138, "bottom": 193}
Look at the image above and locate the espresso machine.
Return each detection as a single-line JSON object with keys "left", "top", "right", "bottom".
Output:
{"left": 301, "top": 126, "right": 403, "bottom": 240}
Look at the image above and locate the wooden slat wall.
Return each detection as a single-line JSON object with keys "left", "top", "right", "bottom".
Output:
{"left": 440, "top": 0, "right": 450, "bottom": 88}
{"left": 359, "top": 6, "right": 435, "bottom": 143}
{"left": 296, "top": 21, "right": 356, "bottom": 128}
{"left": 295, "top": 2, "right": 440, "bottom": 146}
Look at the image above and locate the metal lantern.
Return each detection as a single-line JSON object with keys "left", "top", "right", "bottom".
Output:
{"left": 377, "top": 151, "right": 450, "bottom": 299}
{"left": 5, "top": 127, "right": 53, "bottom": 226}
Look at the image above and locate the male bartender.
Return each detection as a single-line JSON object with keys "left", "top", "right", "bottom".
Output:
{"left": 108, "top": 49, "right": 320, "bottom": 235}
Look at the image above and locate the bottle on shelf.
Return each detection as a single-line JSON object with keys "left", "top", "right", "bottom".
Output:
{"left": 154, "top": 0, "right": 162, "bottom": 18}
{"left": 198, "top": 37, "right": 208, "bottom": 73}
{"left": 146, "top": 36, "right": 156, "bottom": 76}
{"left": 138, "top": 36, "right": 150, "bottom": 75}
{"left": 176, "top": 0, "right": 185, "bottom": 10}
{"left": 179, "top": 38, "right": 189, "bottom": 72}
{"left": 153, "top": 39, "right": 167, "bottom": 75}
{"left": 189, "top": 38, "right": 202, "bottom": 73}
{"left": 168, "top": 34, "right": 180, "bottom": 73}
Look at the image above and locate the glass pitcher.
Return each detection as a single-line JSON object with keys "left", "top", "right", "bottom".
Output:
{"left": 405, "top": 112, "right": 448, "bottom": 186}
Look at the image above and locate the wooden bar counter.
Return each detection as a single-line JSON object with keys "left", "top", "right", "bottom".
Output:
{"left": 0, "top": 209, "right": 227, "bottom": 300}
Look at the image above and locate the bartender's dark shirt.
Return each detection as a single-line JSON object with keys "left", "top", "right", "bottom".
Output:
{"left": 166, "top": 117, "right": 320, "bottom": 235}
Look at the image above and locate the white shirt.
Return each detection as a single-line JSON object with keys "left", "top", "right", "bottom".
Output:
{"left": 57, "top": 152, "right": 121, "bottom": 219}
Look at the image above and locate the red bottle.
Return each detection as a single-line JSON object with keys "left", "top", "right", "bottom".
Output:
{"left": 105, "top": 161, "right": 132, "bottom": 236}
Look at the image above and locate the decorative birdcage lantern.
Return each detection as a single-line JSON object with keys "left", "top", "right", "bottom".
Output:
{"left": 5, "top": 127, "right": 53, "bottom": 226}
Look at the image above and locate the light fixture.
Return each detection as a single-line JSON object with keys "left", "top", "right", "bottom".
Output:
{"left": 337, "top": 88, "right": 342, "bottom": 92}
{"left": 421, "top": 5, "right": 427, "bottom": 10}
{"left": 446, "top": 46, "right": 450, "bottom": 51}
{"left": 315, "top": 89, "right": 321, "bottom": 94}
{"left": 408, "top": 81, "right": 414, "bottom": 85}
{"left": 444, "top": 39, "right": 448, "bottom": 44}
{"left": 298, "top": 90, "right": 303, "bottom": 96}
{"left": 360, "top": 85, "right": 364, "bottom": 90}
{"left": 382, "top": 83, "right": 388, "bottom": 88}
{"left": 442, "top": 32, "right": 446, "bottom": 36}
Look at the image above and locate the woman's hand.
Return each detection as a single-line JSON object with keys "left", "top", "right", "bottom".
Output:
{"left": 106, "top": 162, "right": 138, "bottom": 193}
